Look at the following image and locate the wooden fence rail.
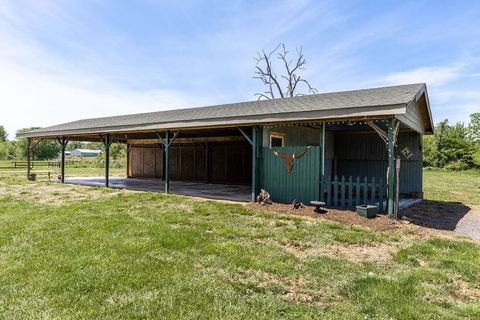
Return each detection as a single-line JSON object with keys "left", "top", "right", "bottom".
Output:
{"left": 11, "top": 159, "right": 80, "bottom": 169}
{"left": 320, "top": 176, "right": 385, "bottom": 212}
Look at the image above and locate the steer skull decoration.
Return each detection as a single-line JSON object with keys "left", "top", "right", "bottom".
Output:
{"left": 270, "top": 146, "right": 311, "bottom": 175}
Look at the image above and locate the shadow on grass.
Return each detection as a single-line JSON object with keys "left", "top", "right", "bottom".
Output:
{"left": 401, "top": 200, "right": 471, "bottom": 231}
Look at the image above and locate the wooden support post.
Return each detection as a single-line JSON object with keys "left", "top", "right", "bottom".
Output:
{"left": 205, "top": 142, "right": 209, "bottom": 183}
{"left": 387, "top": 118, "right": 396, "bottom": 218}
{"left": 56, "top": 137, "right": 69, "bottom": 183}
{"left": 99, "top": 134, "right": 114, "bottom": 188}
{"left": 27, "top": 138, "right": 31, "bottom": 180}
{"left": 165, "top": 131, "right": 170, "bottom": 193}
{"left": 155, "top": 131, "right": 179, "bottom": 194}
{"left": 251, "top": 126, "right": 258, "bottom": 202}
{"left": 395, "top": 157, "right": 401, "bottom": 218}
{"left": 319, "top": 123, "right": 325, "bottom": 200}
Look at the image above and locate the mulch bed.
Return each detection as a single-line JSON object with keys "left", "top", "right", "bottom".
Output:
{"left": 248, "top": 202, "right": 403, "bottom": 231}
{"left": 249, "top": 200, "right": 477, "bottom": 241}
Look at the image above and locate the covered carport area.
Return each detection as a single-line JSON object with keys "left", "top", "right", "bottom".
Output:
{"left": 62, "top": 177, "right": 251, "bottom": 201}
{"left": 23, "top": 125, "right": 260, "bottom": 202}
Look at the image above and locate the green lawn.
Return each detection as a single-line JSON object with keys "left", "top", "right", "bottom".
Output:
{"left": 424, "top": 168, "right": 480, "bottom": 205}
{"left": 0, "top": 169, "right": 479, "bottom": 319}
{"left": 0, "top": 159, "right": 126, "bottom": 178}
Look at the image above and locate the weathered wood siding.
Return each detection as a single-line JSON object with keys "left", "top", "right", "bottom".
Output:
{"left": 129, "top": 144, "right": 163, "bottom": 179}
{"left": 128, "top": 141, "right": 251, "bottom": 185}
{"left": 333, "top": 131, "right": 422, "bottom": 195}
{"left": 396, "top": 101, "right": 425, "bottom": 134}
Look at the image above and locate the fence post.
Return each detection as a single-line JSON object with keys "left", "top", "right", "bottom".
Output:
{"left": 355, "top": 176, "right": 360, "bottom": 207}
{"left": 340, "top": 176, "right": 345, "bottom": 208}
{"left": 371, "top": 177, "right": 376, "bottom": 206}
{"left": 320, "top": 175, "right": 325, "bottom": 202}
{"left": 333, "top": 176, "right": 338, "bottom": 208}
{"left": 379, "top": 178, "right": 384, "bottom": 212}
{"left": 363, "top": 177, "right": 368, "bottom": 205}
{"left": 348, "top": 176, "right": 353, "bottom": 208}
{"left": 326, "top": 176, "right": 331, "bottom": 207}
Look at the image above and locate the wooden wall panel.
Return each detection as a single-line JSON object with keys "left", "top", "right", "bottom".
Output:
{"left": 155, "top": 147, "right": 163, "bottom": 179}
{"left": 130, "top": 146, "right": 144, "bottom": 178}
{"left": 128, "top": 141, "right": 251, "bottom": 185}
{"left": 194, "top": 144, "right": 207, "bottom": 181}
{"left": 143, "top": 148, "right": 156, "bottom": 178}
{"left": 180, "top": 146, "right": 195, "bottom": 181}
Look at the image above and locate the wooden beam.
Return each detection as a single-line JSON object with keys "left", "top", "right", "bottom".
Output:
{"left": 99, "top": 134, "right": 114, "bottom": 187}
{"left": 251, "top": 126, "right": 258, "bottom": 202}
{"left": 164, "top": 131, "right": 170, "bottom": 193}
{"left": 237, "top": 127, "right": 253, "bottom": 146}
{"left": 129, "top": 136, "right": 244, "bottom": 145}
{"left": 387, "top": 118, "right": 396, "bottom": 218}
{"left": 27, "top": 138, "right": 31, "bottom": 180}
{"left": 56, "top": 137, "right": 70, "bottom": 183}
{"left": 367, "top": 121, "right": 387, "bottom": 143}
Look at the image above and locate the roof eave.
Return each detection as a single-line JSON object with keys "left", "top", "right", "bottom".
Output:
{"left": 17, "top": 104, "right": 407, "bottom": 139}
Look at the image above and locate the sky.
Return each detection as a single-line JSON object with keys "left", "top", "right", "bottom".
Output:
{"left": 1, "top": 0, "right": 480, "bottom": 139}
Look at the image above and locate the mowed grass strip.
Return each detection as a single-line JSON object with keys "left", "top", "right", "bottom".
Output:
{"left": 1, "top": 181, "right": 480, "bottom": 319}
{"left": 423, "top": 168, "right": 480, "bottom": 205}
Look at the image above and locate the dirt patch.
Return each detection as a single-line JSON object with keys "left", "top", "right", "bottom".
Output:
{"left": 456, "top": 278, "right": 480, "bottom": 300}
{"left": 229, "top": 269, "right": 322, "bottom": 305}
{"left": 0, "top": 181, "right": 127, "bottom": 205}
{"left": 280, "top": 241, "right": 402, "bottom": 264}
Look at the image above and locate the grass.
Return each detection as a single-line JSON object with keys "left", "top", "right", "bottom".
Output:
{"left": 423, "top": 168, "right": 480, "bottom": 205}
{"left": 0, "top": 169, "right": 480, "bottom": 319}
{"left": 0, "top": 159, "right": 125, "bottom": 178}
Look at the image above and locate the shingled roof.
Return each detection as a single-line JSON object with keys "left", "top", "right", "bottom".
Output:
{"left": 19, "top": 83, "right": 433, "bottom": 138}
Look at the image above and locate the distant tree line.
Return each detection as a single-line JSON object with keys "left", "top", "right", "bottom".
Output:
{"left": 423, "top": 113, "right": 480, "bottom": 170}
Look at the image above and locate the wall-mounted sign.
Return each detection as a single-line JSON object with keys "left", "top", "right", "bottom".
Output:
{"left": 401, "top": 147, "right": 413, "bottom": 159}
{"left": 271, "top": 146, "right": 311, "bottom": 175}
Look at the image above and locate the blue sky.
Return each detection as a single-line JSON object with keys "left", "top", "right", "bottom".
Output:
{"left": 1, "top": 0, "right": 479, "bottom": 138}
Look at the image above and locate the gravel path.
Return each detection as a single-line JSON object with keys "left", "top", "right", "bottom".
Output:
{"left": 454, "top": 206, "right": 480, "bottom": 240}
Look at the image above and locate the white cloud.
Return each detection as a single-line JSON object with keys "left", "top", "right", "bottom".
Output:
{"left": 383, "top": 64, "right": 465, "bottom": 87}
{"left": 0, "top": 59, "right": 211, "bottom": 139}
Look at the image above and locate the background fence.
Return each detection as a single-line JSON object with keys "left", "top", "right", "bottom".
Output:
{"left": 320, "top": 176, "right": 386, "bottom": 211}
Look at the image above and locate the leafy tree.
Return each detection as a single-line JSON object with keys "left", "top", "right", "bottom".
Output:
{"left": 0, "top": 125, "right": 7, "bottom": 142}
{"left": 423, "top": 119, "right": 476, "bottom": 170}
{"left": 0, "top": 142, "right": 8, "bottom": 159}
{"left": 15, "top": 128, "right": 61, "bottom": 160}
{"left": 467, "top": 113, "right": 480, "bottom": 142}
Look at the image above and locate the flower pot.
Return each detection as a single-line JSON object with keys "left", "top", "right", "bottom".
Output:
{"left": 356, "top": 205, "right": 378, "bottom": 218}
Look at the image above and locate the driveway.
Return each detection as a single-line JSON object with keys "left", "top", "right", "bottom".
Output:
{"left": 401, "top": 201, "right": 480, "bottom": 241}
{"left": 454, "top": 206, "right": 480, "bottom": 240}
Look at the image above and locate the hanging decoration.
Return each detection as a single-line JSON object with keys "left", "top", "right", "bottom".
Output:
{"left": 270, "top": 146, "right": 311, "bottom": 175}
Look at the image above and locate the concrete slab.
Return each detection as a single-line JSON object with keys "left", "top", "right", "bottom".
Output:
{"left": 63, "top": 177, "right": 251, "bottom": 202}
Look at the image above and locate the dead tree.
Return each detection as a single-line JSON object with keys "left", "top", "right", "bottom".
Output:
{"left": 254, "top": 43, "right": 318, "bottom": 100}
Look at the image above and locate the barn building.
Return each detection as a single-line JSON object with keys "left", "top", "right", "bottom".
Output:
{"left": 70, "top": 149, "right": 102, "bottom": 157}
{"left": 19, "top": 83, "right": 434, "bottom": 217}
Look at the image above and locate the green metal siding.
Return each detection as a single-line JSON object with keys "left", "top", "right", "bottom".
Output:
{"left": 261, "top": 146, "right": 321, "bottom": 203}
{"left": 262, "top": 126, "right": 321, "bottom": 147}
{"left": 333, "top": 131, "right": 422, "bottom": 194}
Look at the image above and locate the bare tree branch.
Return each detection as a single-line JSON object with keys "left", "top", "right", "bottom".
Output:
{"left": 254, "top": 43, "right": 317, "bottom": 99}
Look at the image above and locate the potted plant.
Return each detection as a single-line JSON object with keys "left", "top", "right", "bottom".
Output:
{"left": 356, "top": 204, "right": 378, "bottom": 218}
